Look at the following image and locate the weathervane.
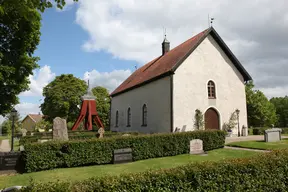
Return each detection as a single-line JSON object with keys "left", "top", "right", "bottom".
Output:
{"left": 208, "top": 14, "right": 215, "bottom": 27}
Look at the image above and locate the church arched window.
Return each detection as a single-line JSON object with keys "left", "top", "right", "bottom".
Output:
{"left": 115, "top": 110, "right": 119, "bottom": 127}
{"left": 142, "top": 104, "right": 147, "bottom": 126}
{"left": 207, "top": 81, "right": 216, "bottom": 99}
{"left": 127, "top": 108, "right": 131, "bottom": 127}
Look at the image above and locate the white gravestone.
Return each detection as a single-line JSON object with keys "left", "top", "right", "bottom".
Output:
{"left": 264, "top": 128, "right": 282, "bottom": 142}
{"left": 53, "top": 117, "right": 69, "bottom": 141}
{"left": 190, "top": 139, "right": 204, "bottom": 155}
{"left": 98, "top": 127, "right": 105, "bottom": 138}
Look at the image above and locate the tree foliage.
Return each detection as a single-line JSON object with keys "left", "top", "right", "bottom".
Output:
{"left": 41, "top": 74, "right": 87, "bottom": 122}
{"left": 35, "top": 119, "right": 52, "bottom": 132}
{"left": 92, "top": 86, "right": 111, "bottom": 128}
{"left": 194, "top": 109, "right": 204, "bottom": 130}
{"left": 223, "top": 110, "right": 238, "bottom": 131}
{"left": 0, "top": 111, "right": 21, "bottom": 134}
{"left": 270, "top": 96, "right": 288, "bottom": 127}
{"left": 0, "top": 0, "right": 77, "bottom": 116}
{"left": 245, "top": 81, "right": 277, "bottom": 127}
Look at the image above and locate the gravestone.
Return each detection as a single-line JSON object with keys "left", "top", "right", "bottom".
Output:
{"left": 0, "top": 152, "right": 21, "bottom": 171}
{"left": 113, "top": 148, "right": 133, "bottom": 164}
{"left": 98, "top": 127, "right": 105, "bottom": 138}
{"left": 190, "top": 139, "right": 205, "bottom": 155}
{"left": 174, "top": 128, "right": 181, "bottom": 133}
{"left": 52, "top": 117, "right": 68, "bottom": 141}
{"left": 264, "top": 128, "right": 282, "bottom": 142}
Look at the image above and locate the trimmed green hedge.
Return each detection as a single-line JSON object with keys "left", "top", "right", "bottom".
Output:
{"left": 250, "top": 127, "right": 288, "bottom": 135}
{"left": 20, "top": 149, "right": 288, "bottom": 192}
{"left": 19, "top": 131, "right": 140, "bottom": 146}
{"left": 22, "top": 130, "right": 225, "bottom": 173}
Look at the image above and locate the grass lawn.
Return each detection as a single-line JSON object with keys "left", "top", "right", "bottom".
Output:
{"left": 227, "top": 139, "right": 288, "bottom": 150}
{"left": 0, "top": 148, "right": 258, "bottom": 188}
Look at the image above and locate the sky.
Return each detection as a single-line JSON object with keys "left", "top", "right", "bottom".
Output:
{"left": 1, "top": 0, "right": 288, "bottom": 123}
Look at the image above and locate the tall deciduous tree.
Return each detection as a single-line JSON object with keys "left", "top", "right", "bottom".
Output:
{"left": 0, "top": 0, "right": 77, "bottom": 116}
{"left": 92, "top": 86, "right": 111, "bottom": 128}
{"left": 246, "top": 81, "right": 277, "bottom": 127}
{"left": 41, "top": 74, "right": 87, "bottom": 122}
{"left": 270, "top": 96, "right": 288, "bottom": 127}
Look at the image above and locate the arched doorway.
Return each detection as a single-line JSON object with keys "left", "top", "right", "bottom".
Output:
{"left": 204, "top": 108, "right": 220, "bottom": 129}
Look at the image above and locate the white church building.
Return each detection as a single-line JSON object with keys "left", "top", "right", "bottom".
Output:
{"left": 109, "top": 27, "right": 252, "bottom": 135}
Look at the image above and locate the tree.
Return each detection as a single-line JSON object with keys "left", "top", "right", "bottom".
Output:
{"left": 92, "top": 86, "right": 111, "bottom": 129}
{"left": 270, "top": 96, "right": 288, "bottom": 127}
{"left": 35, "top": 119, "right": 52, "bottom": 132}
{"left": 0, "top": 111, "right": 21, "bottom": 134}
{"left": 41, "top": 74, "right": 87, "bottom": 122}
{"left": 194, "top": 109, "right": 204, "bottom": 130}
{"left": 0, "top": 0, "right": 77, "bottom": 116}
{"left": 246, "top": 81, "right": 277, "bottom": 127}
{"left": 223, "top": 111, "right": 238, "bottom": 132}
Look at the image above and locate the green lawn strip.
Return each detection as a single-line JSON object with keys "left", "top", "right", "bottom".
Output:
{"left": 227, "top": 139, "right": 288, "bottom": 150}
{"left": 0, "top": 148, "right": 258, "bottom": 188}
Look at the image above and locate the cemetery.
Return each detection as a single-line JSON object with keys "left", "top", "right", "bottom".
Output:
{"left": 1, "top": 1, "right": 288, "bottom": 191}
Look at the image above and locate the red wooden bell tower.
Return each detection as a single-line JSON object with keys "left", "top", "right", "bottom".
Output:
{"left": 71, "top": 81, "right": 104, "bottom": 131}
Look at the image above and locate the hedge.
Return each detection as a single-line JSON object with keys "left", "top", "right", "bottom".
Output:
{"left": 250, "top": 127, "right": 288, "bottom": 135}
{"left": 19, "top": 131, "right": 140, "bottom": 146}
{"left": 20, "top": 149, "right": 288, "bottom": 192}
{"left": 22, "top": 130, "right": 225, "bottom": 173}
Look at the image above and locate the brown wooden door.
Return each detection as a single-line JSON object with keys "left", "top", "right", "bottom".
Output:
{"left": 205, "top": 108, "right": 219, "bottom": 129}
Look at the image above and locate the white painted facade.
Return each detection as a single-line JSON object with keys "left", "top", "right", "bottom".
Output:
{"left": 173, "top": 35, "right": 248, "bottom": 135}
{"left": 110, "top": 76, "right": 171, "bottom": 133}
{"left": 110, "top": 34, "right": 248, "bottom": 135}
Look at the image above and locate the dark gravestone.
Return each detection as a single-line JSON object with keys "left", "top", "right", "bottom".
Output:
{"left": 113, "top": 148, "right": 133, "bottom": 164}
{"left": 0, "top": 152, "right": 21, "bottom": 171}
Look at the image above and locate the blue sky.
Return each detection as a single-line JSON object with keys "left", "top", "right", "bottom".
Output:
{"left": 17, "top": 4, "right": 137, "bottom": 118}
{"left": 2, "top": 0, "right": 287, "bottom": 122}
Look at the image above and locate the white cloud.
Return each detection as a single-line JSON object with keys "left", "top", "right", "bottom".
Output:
{"left": 259, "top": 86, "right": 288, "bottom": 99}
{"left": 20, "top": 65, "right": 56, "bottom": 97}
{"left": 0, "top": 116, "right": 5, "bottom": 125}
{"left": 83, "top": 69, "right": 132, "bottom": 92}
{"left": 75, "top": 0, "right": 288, "bottom": 97}
{"left": 15, "top": 103, "right": 41, "bottom": 120}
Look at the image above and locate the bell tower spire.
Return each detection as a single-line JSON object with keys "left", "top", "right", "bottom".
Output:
{"left": 162, "top": 28, "right": 170, "bottom": 55}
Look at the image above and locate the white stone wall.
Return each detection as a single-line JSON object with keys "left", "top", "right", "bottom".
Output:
{"left": 173, "top": 35, "right": 248, "bottom": 135}
{"left": 110, "top": 76, "right": 171, "bottom": 133}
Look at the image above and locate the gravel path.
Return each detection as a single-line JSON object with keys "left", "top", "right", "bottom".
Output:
{"left": 0, "top": 139, "right": 10, "bottom": 152}
{"left": 224, "top": 146, "right": 270, "bottom": 152}
{"left": 225, "top": 135, "right": 288, "bottom": 144}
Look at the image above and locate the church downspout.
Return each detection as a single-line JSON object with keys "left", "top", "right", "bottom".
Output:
{"left": 170, "top": 75, "right": 174, "bottom": 132}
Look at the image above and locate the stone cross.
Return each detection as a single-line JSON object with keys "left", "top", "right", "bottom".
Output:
{"left": 98, "top": 127, "right": 105, "bottom": 138}
{"left": 190, "top": 139, "right": 204, "bottom": 155}
{"left": 52, "top": 117, "right": 69, "bottom": 141}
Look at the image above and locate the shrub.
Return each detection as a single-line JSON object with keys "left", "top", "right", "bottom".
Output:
{"left": 251, "top": 127, "right": 288, "bottom": 135}
{"left": 20, "top": 149, "right": 288, "bottom": 192}
{"left": 19, "top": 131, "right": 140, "bottom": 145}
{"left": 22, "top": 130, "right": 225, "bottom": 173}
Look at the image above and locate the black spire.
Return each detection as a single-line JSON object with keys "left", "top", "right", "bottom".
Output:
{"left": 162, "top": 35, "right": 170, "bottom": 55}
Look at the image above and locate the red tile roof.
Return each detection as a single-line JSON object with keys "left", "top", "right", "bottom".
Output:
{"left": 28, "top": 114, "right": 43, "bottom": 123}
{"left": 111, "top": 27, "right": 252, "bottom": 96}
